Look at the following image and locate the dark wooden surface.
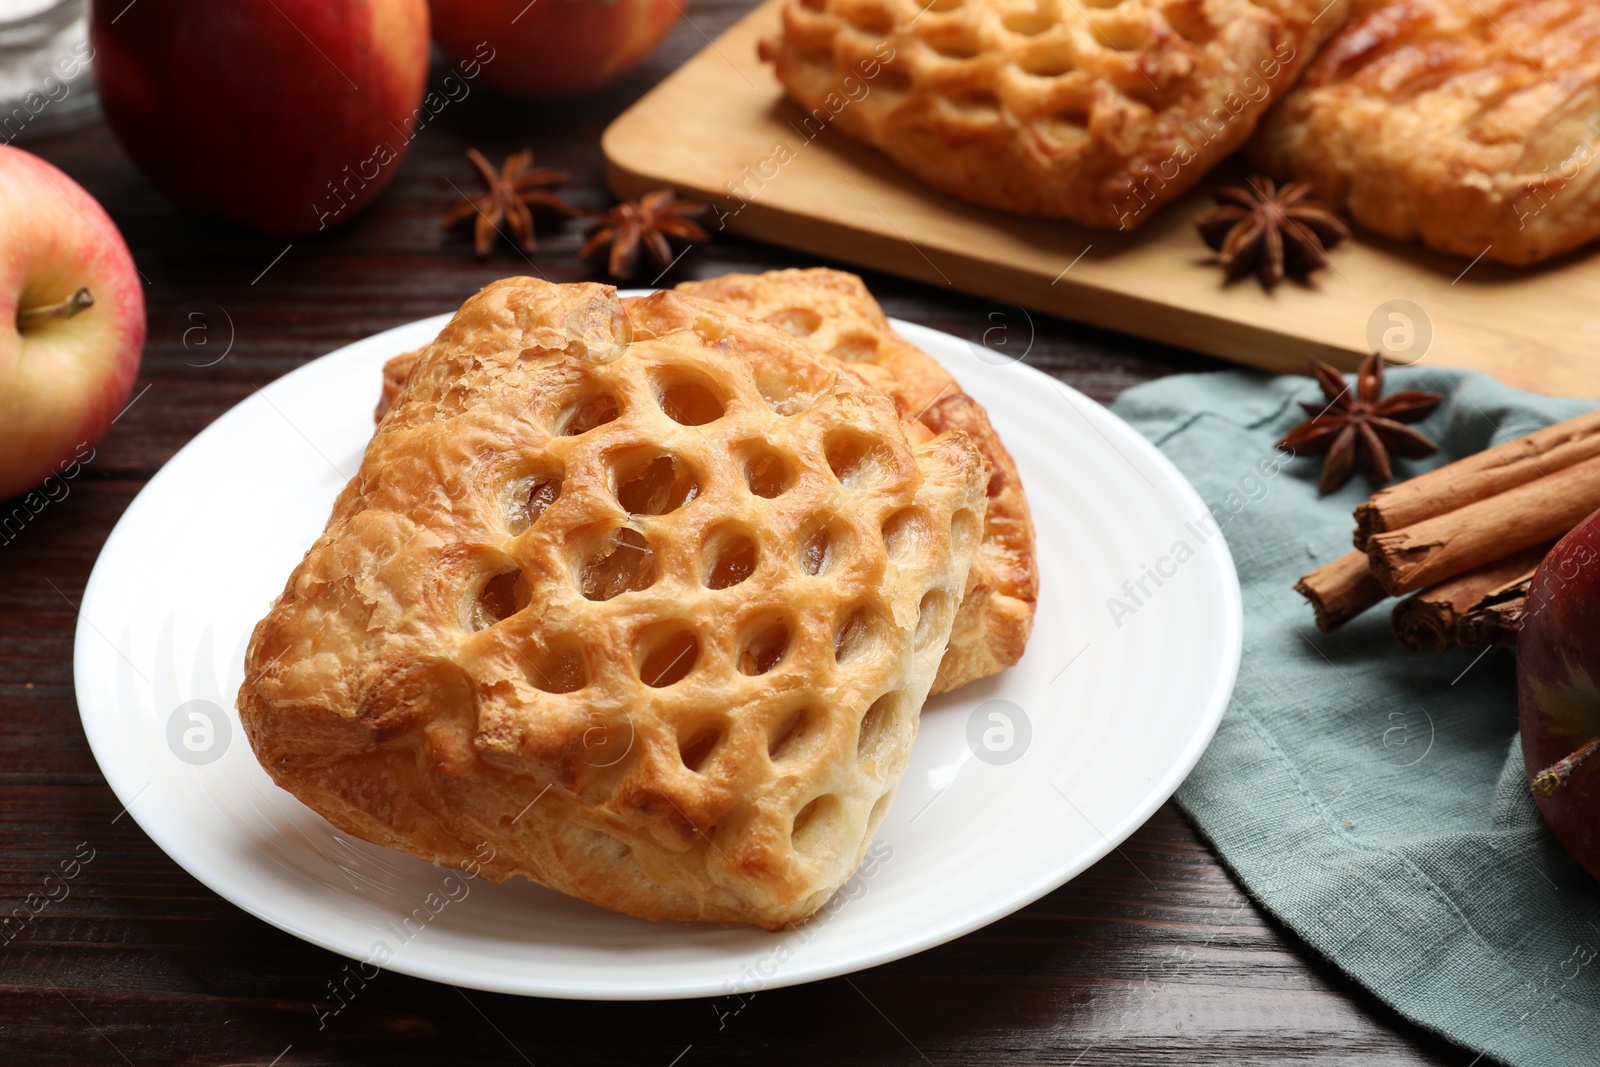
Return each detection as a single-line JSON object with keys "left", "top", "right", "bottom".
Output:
{"left": 0, "top": 3, "right": 1482, "bottom": 1064}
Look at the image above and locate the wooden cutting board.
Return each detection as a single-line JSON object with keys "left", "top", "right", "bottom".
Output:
{"left": 603, "top": 0, "right": 1600, "bottom": 397}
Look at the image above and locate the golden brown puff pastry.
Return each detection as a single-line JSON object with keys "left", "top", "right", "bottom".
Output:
{"left": 675, "top": 269, "right": 1035, "bottom": 695}
{"left": 757, "top": 0, "right": 1350, "bottom": 229}
{"left": 241, "top": 278, "right": 988, "bottom": 929}
{"left": 375, "top": 348, "right": 420, "bottom": 422}
{"left": 1250, "top": 0, "right": 1600, "bottom": 265}
{"left": 376, "top": 268, "right": 1036, "bottom": 695}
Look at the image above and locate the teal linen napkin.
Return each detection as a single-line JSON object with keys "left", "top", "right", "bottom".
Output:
{"left": 1113, "top": 367, "right": 1600, "bottom": 1067}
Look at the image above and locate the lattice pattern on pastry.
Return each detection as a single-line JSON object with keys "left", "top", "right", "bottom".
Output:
{"left": 1248, "top": 0, "right": 1600, "bottom": 265}
{"left": 760, "top": 0, "right": 1350, "bottom": 227}
{"left": 241, "top": 278, "right": 987, "bottom": 928}
{"left": 374, "top": 269, "right": 1037, "bottom": 695}
{"left": 676, "top": 268, "right": 1036, "bottom": 694}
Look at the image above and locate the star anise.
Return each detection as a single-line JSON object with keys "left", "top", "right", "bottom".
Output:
{"left": 443, "top": 148, "right": 576, "bottom": 258}
{"left": 1195, "top": 176, "right": 1351, "bottom": 288}
{"left": 1276, "top": 354, "right": 1443, "bottom": 494}
{"left": 580, "top": 189, "right": 710, "bottom": 280}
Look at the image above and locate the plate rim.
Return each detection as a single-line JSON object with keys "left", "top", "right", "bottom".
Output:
{"left": 74, "top": 307, "right": 1242, "bottom": 1000}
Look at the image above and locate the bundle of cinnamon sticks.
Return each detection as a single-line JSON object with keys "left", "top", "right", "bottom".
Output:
{"left": 1296, "top": 408, "right": 1600, "bottom": 649}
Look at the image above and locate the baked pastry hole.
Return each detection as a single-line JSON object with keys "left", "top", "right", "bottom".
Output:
{"left": 826, "top": 431, "right": 889, "bottom": 489}
{"left": 876, "top": 66, "right": 912, "bottom": 94}
{"left": 829, "top": 334, "right": 880, "bottom": 362}
{"left": 1043, "top": 107, "right": 1091, "bottom": 142}
{"left": 834, "top": 604, "right": 884, "bottom": 665}
{"left": 703, "top": 527, "right": 759, "bottom": 589}
{"left": 738, "top": 618, "right": 791, "bottom": 676}
{"left": 525, "top": 643, "right": 588, "bottom": 694}
{"left": 798, "top": 514, "right": 849, "bottom": 577}
{"left": 768, "top": 707, "right": 820, "bottom": 763}
{"left": 557, "top": 391, "right": 620, "bottom": 436}
{"left": 857, "top": 690, "right": 907, "bottom": 763}
{"left": 765, "top": 307, "right": 823, "bottom": 337}
{"left": 843, "top": 4, "right": 893, "bottom": 35}
{"left": 882, "top": 506, "right": 930, "bottom": 560}
{"left": 469, "top": 567, "right": 531, "bottom": 630}
{"left": 638, "top": 626, "right": 700, "bottom": 688}
{"left": 1001, "top": 10, "right": 1051, "bottom": 35}
{"left": 579, "top": 527, "right": 657, "bottom": 601}
{"left": 739, "top": 443, "right": 795, "bottom": 498}
{"left": 503, "top": 473, "right": 562, "bottom": 535}
{"left": 678, "top": 722, "right": 724, "bottom": 773}
{"left": 656, "top": 375, "right": 726, "bottom": 426}
{"left": 925, "top": 31, "right": 980, "bottom": 59}
{"left": 951, "top": 507, "right": 982, "bottom": 557}
{"left": 1020, "top": 47, "right": 1075, "bottom": 78}
{"left": 612, "top": 449, "right": 700, "bottom": 516}
{"left": 915, "top": 589, "right": 954, "bottom": 652}
{"left": 751, "top": 360, "right": 828, "bottom": 416}
{"left": 946, "top": 89, "right": 1001, "bottom": 117}
{"left": 791, "top": 793, "right": 842, "bottom": 855}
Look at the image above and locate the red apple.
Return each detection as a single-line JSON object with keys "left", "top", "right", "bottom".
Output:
{"left": 429, "top": 0, "right": 681, "bottom": 97}
{"left": 90, "top": 0, "right": 430, "bottom": 235}
{"left": 0, "top": 145, "right": 145, "bottom": 502}
{"left": 1518, "top": 512, "right": 1600, "bottom": 881}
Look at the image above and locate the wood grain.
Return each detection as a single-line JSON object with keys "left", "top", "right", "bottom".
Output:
{"left": 603, "top": 0, "right": 1600, "bottom": 399}
{"left": 0, "top": 2, "right": 1477, "bottom": 1063}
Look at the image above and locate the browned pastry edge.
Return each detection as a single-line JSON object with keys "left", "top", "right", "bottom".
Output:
{"left": 374, "top": 269, "right": 1039, "bottom": 695}
{"left": 674, "top": 269, "right": 1036, "bottom": 695}
{"left": 1249, "top": 0, "right": 1600, "bottom": 265}
{"left": 247, "top": 278, "right": 988, "bottom": 928}
{"left": 759, "top": 0, "right": 1350, "bottom": 229}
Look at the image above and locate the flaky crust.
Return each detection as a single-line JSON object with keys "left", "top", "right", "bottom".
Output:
{"left": 676, "top": 269, "right": 1035, "bottom": 694}
{"left": 1250, "top": 0, "right": 1600, "bottom": 265}
{"left": 378, "top": 269, "right": 1036, "bottom": 694}
{"left": 241, "top": 278, "right": 987, "bottom": 929}
{"left": 758, "top": 0, "right": 1348, "bottom": 228}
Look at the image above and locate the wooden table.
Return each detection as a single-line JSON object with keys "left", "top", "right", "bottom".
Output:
{"left": 1, "top": 3, "right": 1479, "bottom": 1063}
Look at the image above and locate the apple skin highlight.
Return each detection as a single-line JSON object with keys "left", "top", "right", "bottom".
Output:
{"left": 0, "top": 145, "right": 145, "bottom": 502}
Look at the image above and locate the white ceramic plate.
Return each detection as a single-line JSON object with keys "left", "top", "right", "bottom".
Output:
{"left": 74, "top": 303, "right": 1241, "bottom": 1000}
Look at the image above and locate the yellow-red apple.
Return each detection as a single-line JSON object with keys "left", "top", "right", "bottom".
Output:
{"left": 0, "top": 145, "right": 144, "bottom": 502}
{"left": 429, "top": 0, "right": 680, "bottom": 97}
{"left": 90, "top": 0, "right": 430, "bottom": 235}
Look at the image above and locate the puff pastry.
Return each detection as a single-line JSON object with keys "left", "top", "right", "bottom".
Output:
{"left": 241, "top": 278, "right": 987, "bottom": 928}
{"left": 758, "top": 0, "right": 1349, "bottom": 228}
{"left": 676, "top": 269, "right": 1034, "bottom": 694}
{"left": 1250, "top": 0, "right": 1600, "bottom": 265}
{"left": 377, "top": 269, "right": 1036, "bottom": 694}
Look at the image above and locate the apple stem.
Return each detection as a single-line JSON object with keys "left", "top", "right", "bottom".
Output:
{"left": 17, "top": 286, "right": 94, "bottom": 328}
{"left": 1532, "top": 734, "right": 1600, "bottom": 797}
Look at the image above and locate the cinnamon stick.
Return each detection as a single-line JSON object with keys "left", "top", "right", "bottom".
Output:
{"left": 1295, "top": 550, "right": 1387, "bottom": 632}
{"left": 1365, "top": 454, "right": 1600, "bottom": 595}
{"left": 1459, "top": 593, "right": 1528, "bottom": 647}
{"left": 1389, "top": 545, "right": 1549, "bottom": 652}
{"left": 1355, "top": 408, "right": 1600, "bottom": 546}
